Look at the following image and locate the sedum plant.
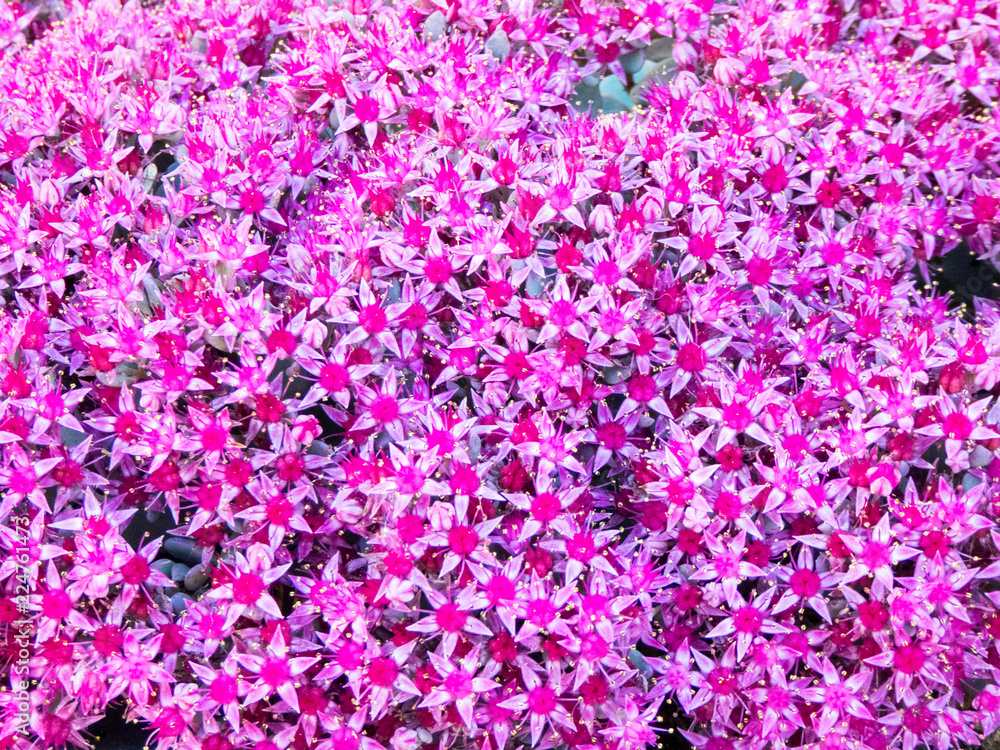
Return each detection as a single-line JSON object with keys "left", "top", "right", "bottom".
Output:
{"left": 2, "top": 0, "right": 1000, "bottom": 750}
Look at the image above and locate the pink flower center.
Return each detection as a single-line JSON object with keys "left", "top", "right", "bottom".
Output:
{"left": 525, "top": 597, "right": 557, "bottom": 626}
{"left": 358, "top": 304, "right": 387, "bottom": 334}
{"left": 337, "top": 641, "right": 364, "bottom": 671}
{"left": 581, "top": 593, "right": 610, "bottom": 618}
{"left": 689, "top": 233, "right": 717, "bottom": 260}
{"left": 903, "top": 705, "right": 934, "bottom": 734}
{"left": 427, "top": 429, "right": 456, "bottom": 454}
{"left": 598, "top": 307, "right": 626, "bottom": 335}
{"left": 396, "top": 466, "right": 426, "bottom": 495}
{"left": 488, "top": 695, "right": 515, "bottom": 723}
{"left": 722, "top": 402, "right": 753, "bottom": 430}
{"left": 825, "top": 683, "right": 852, "bottom": 711}
{"left": 370, "top": 395, "right": 399, "bottom": 423}
{"left": 894, "top": 644, "right": 925, "bottom": 675}
{"left": 549, "top": 299, "right": 577, "bottom": 328}
{"left": 761, "top": 163, "right": 788, "bottom": 192}
{"left": 256, "top": 394, "right": 286, "bottom": 423}
{"left": 707, "top": 667, "right": 737, "bottom": 695}
{"left": 830, "top": 366, "right": 858, "bottom": 395}
{"left": 444, "top": 670, "right": 473, "bottom": 698}
{"left": 153, "top": 708, "right": 187, "bottom": 738}
{"left": 595, "top": 421, "right": 627, "bottom": 450}
{"left": 733, "top": 605, "right": 763, "bottom": 634}
{"left": 266, "top": 495, "right": 294, "bottom": 525}
{"left": 581, "top": 674, "right": 609, "bottom": 705}
{"left": 549, "top": 184, "right": 573, "bottom": 211}
{"left": 714, "top": 550, "right": 741, "bottom": 579}
{"left": 530, "top": 493, "right": 561, "bottom": 522}
{"left": 162, "top": 364, "right": 191, "bottom": 392}
{"left": 114, "top": 413, "right": 143, "bottom": 442}
{"left": 40, "top": 714, "right": 72, "bottom": 747}
{"left": 367, "top": 657, "right": 398, "bottom": 688}
{"left": 925, "top": 578, "right": 953, "bottom": 605}
{"left": 767, "top": 686, "right": 790, "bottom": 710}
{"left": 383, "top": 549, "right": 412, "bottom": 577}
{"left": 581, "top": 633, "right": 608, "bottom": 660}
{"left": 355, "top": 96, "right": 380, "bottom": 122}
{"left": 675, "top": 583, "right": 702, "bottom": 611}
{"left": 448, "top": 525, "right": 479, "bottom": 556}
{"left": 593, "top": 260, "right": 620, "bottom": 285}
{"left": 789, "top": 568, "right": 821, "bottom": 598}
{"left": 260, "top": 656, "right": 290, "bottom": 687}
{"left": 857, "top": 601, "right": 888, "bottom": 630}
{"left": 486, "top": 575, "right": 516, "bottom": 605}
{"left": 943, "top": 412, "right": 972, "bottom": 440}
{"left": 746, "top": 256, "right": 773, "bottom": 286}
{"left": 627, "top": 374, "right": 657, "bottom": 403}
{"left": 200, "top": 613, "right": 226, "bottom": 639}
{"left": 920, "top": 530, "right": 950, "bottom": 558}
{"left": 232, "top": 573, "right": 265, "bottom": 605}
{"left": 425, "top": 256, "right": 452, "bottom": 284}
{"left": 860, "top": 540, "right": 890, "bottom": 570}
{"left": 527, "top": 686, "right": 557, "bottom": 715}
{"left": 275, "top": 453, "right": 305, "bottom": 483}
{"left": 268, "top": 329, "right": 297, "bottom": 355}
{"left": 42, "top": 589, "right": 72, "bottom": 619}
{"left": 200, "top": 423, "right": 228, "bottom": 451}
{"left": 436, "top": 603, "right": 468, "bottom": 632}
{"left": 566, "top": 532, "right": 596, "bottom": 561}
{"left": 714, "top": 492, "right": 742, "bottom": 520}
{"left": 121, "top": 555, "right": 150, "bottom": 586}
{"left": 540, "top": 434, "right": 568, "bottom": 462}
{"left": 320, "top": 363, "right": 349, "bottom": 391}
{"left": 210, "top": 673, "right": 238, "bottom": 704}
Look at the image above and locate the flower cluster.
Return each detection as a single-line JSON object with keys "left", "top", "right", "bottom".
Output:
{"left": 2, "top": 0, "right": 1000, "bottom": 749}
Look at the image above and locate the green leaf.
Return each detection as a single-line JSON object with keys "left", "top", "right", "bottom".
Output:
{"left": 60, "top": 426, "right": 88, "bottom": 447}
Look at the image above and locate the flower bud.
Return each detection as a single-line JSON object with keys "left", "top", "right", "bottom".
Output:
{"left": 391, "top": 728, "right": 421, "bottom": 750}
{"left": 700, "top": 204, "right": 724, "bottom": 233}
{"left": 302, "top": 319, "right": 328, "bottom": 349}
{"left": 638, "top": 192, "right": 664, "bottom": 224}
{"left": 673, "top": 41, "right": 697, "bottom": 68}
{"left": 938, "top": 362, "right": 965, "bottom": 393}
{"left": 714, "top": 57, "right": 743, "bottom": 86}
{"left": 292, "top": 415, "right": 321, "bottom": 446}
{"left": 428, "top": 501, "right": 455, "bottom": 531}
{"left": 334, "top": 496, "right": 363, "bottom": 525}
{"left": 590, "top": 203, "right": 615, "bottom": 235}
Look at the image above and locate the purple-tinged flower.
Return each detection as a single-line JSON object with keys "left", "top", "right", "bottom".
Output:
{"left": 203, "top": 543, "right": 291, "bottom": 628}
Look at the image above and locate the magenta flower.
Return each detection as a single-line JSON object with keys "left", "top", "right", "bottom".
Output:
{"left": 418, "top": 648, "right": 499, "bottom": 728}
{"left": 236, "top": 627, "right": 318, "bottom": 713}
{"left": 203, "top": 543, "right": 291, "bottom": 628}
{"left": 500, "top": 669, "right": 576, "bottom": 746}
{"left": 102, "top": 629, "right": 174, "bottom": 707}
{"left": 407, "top": 585, "right": 493, "bottom": 657}
{"left": 3, "top": 0, "right": 1000, "bottom": 746}
{"left": 190, "top": 654, "right": 248, "bottom": 731}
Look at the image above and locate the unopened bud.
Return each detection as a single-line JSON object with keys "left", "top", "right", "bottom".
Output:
{"left": 391, "top": 728, "right": 421, "bottom": 750}
{"left": 590, "top": 203, "right": 615, "bottom": 235}
{"left": 673, "top": 41, "right": 697, "bottom": 68}
{"left": 302, "top": 319, "right": 328, "bottom": 348}
{"left": 714, "top": 57, "right": 744, "bottom": 86}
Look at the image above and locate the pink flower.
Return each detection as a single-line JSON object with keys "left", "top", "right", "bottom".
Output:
{"left": 236, "top": 626, "right": 319, "bottom": 713}
{"left": 203, "top": 543, "right": 291, "bottom": 628}
{"left": 499, "top": 670, "right": 576, "bottom": 746}
{"left": 418, "top": 648, "right": 499, "bottom": 728}
{"left": 102, "top": 630, "right": 174, "bottom": 707}
{"left": 190, "top": 654, "right": 248, "bottom": 730}
{"left": 407, "top": 585, "right": 493, "bottom": 656}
